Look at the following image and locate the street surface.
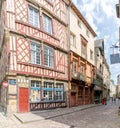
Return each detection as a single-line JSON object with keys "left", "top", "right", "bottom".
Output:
{"left": 0, "top": 101, "right": 120, "bottom": 128}
{"left": 52, "top": 101, "right": 120, "bottom": 128}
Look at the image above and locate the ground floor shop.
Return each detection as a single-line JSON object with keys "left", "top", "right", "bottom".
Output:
{"left": 70, "top": 82, "right": 94, "bottom": 106}
{"left": 94, "top": 85, "right": 103, "bottom": 104}
{"left": 0, "top": 75, "right": 68, "bottom": 113}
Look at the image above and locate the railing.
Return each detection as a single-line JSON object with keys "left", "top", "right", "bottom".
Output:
{"left": 92, "top": 78, "right": 103, "bottom": 86}
{"left": 72, "top": 72, "right": 86, "bottom": 82}
{"left": 30, "top": 101, "right": 67, "bottom": 111}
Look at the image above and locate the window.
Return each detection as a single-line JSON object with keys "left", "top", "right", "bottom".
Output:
{"left": 72, "top": 61, "right": 77, "bottom": 73}
{"left": 30, "top": 41, "right": 41, "bottom": 65}
{"left": 90, "top": 50, "right": 93, "bottom": 60}
{"left": 86, "top": 29, "right": 89, "bottom": 37}
{"left": 43, "top": 82, "right": 54, "bottom": 101}
{"left": 81, "top": 42, "right": 87, "bottom": 58}
{"left": 81, "top": 36, "right": 87, "bottom": 59}
{"left": 71, "top": 85, "right": 76, "bottom": 91}
{"left": 28, "top": 6, "right": 40, "bottom": 28}
{"left": 70, "top": 33, "right": 76, "bottom": 47}
{"left": 44, "top": 46, "right": 54, "bottom": 68}
{"left": 8, "top": 79, "right": 16, "bottom": 85}
{"left": 55, "top": 83, "right": 63, "bottom": 100}
{"left": 43, "top": 14, "right": 52, "bottom": 34}
{"left": 30, "top": 81, "right": 64, "bottom": 102}
{"left": 78, "top": 20, "right": 81, "bottom": 28}
{"left": 30, "top": 81, "right": 41, "bottom": 102}
{"left": 80, "top": 64, "right": 85, "bottom": 74}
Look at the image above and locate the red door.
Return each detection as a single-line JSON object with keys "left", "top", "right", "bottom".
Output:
{"left": 71, "top": 93, "right": 76, "bottom": 106}
{"left": 19, "top": 87, "right": 29, "bottom": 112}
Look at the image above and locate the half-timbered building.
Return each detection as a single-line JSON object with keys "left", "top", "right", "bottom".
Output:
{"left": 69, "top": 2, "right": 96, "bottom": 106}
{"left": 0, "top": 0, "right": 69, "bottom": 113}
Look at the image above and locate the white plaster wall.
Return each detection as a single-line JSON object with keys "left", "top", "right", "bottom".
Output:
{"left": 70, "top": 8, "right": 95, "bottom": 66}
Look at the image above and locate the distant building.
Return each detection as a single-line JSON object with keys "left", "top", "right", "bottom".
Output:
{"left": 94, "top": 39, "right": 104, "bottom": 103}
{"left": 103, "top": 59, "right": 111, "bottom": 99}
{"left": 117, "top": 75, "right": 120, "bottom": 98}
{"left": 110, "top": 80, "right": 116, "bottom": 98}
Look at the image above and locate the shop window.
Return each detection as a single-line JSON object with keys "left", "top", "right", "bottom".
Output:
{"left": 43, "top": 82, "right": 54, "bottom": 101}
{"left": 30, "top": 81, "right": 41, "bottom": 102}
{"left": 55, "top": 83, "right": 64, "bottom": 100}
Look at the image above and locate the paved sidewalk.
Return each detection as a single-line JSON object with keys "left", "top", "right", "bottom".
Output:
{"left": 14, "top": 104, "right": 101, "bottom": 123}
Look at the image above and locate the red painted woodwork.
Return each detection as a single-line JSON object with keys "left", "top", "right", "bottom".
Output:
{"left": 85, "top": 88, "right": 89, "bottom": 104}
{"left": 71, "top": 93, "right": 76, "bottom": 106}
{"left": 19, "top": 87, "right": 29, "bottom": 112}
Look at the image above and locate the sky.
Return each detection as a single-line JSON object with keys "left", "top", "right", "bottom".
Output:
{"left": 72, "top": 0, "right": 120, "bottom": 84}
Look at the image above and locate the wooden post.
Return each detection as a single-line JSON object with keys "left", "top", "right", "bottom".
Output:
{"left": 83, "top": 85, "right": 85, "bottom": 105}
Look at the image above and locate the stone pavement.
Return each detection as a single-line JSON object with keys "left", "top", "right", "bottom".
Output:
{"left": 0, "top": 104, "right": 101, "bottom": 128}
{"left": 14, "top": 104, "right": 101, "bottom": 123}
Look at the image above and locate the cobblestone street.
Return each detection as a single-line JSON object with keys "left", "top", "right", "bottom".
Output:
{"left": 51, "top": 101, "right": 120, "bottom": 128}
{"left": 0, "top": 101, "right": 120, "bottom": 128}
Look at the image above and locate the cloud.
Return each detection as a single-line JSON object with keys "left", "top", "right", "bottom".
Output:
{"left": 72, "top": 0, "right": 77, "bottom": 5}
{"left": 72, "top": 0, "right": 120, "bottom": 84}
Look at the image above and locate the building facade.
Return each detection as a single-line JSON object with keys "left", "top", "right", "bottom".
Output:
{"left": 103, "top": 59, "right": 111, "bottom": 100}
{"left": 93, "top": 39, "right": 104, "bottom": 103}
{"left": 117, "top": 75, "right": 120, "bottom": 98}
{"left": 69, "top": 2, "right": 96, "bottom": 106}
{"left": 110, "top": 80, "right": 116, "bottom": 99}
{"left": 0, "top": 0, "right": 70, "bottom": 113}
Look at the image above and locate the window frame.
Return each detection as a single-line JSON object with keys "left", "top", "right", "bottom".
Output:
{"left": 72, "top": 60, "right": 77, "bottom": 73}
{"left": 55, "top": 83, "right": 64, "bottom": 101}
{"left": 43, "top": 82, "right": 54, "bottom": 101}
{"left": 43, "top": 13, "right": 53, "bottom": 35}
{"left": 30, "top": 80, "right": 41, "bottom": 102}
{"left": 70, "top": 32, "right": 76, "bottom": 47}
{"left": 30, "top": 40, "right": 41, "bottom": 65}
{"left": 44, "top": 45, "right": 54, "bottom": 68}
{"left": 90, "top": 50, "right": 93, "bottom": 60}
{"left": 28, "top": 5, "right": 40, "bottom": 28}
{"left": 81, "top": 36, "right": 87, "bottom": 59}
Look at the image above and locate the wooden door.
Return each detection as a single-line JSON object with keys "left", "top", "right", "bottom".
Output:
{"left": 19, "top": 87, "right": 29, "bottom": 112}
{"left": 71, "top": 93, "right": 76, "bottom": 106}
